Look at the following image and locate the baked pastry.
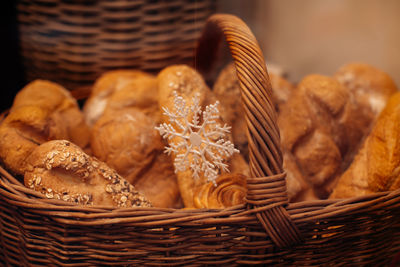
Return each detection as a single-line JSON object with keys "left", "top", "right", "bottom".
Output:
{"left": 134, "top": 153, "right": 182, "bottom": 208}
{"left": 157, "top": 64, "right": 246, "bottom": 208}
{"left": 91, "top": 108, "right": 181, "bottom": 208}
{"left": 0, "top": 80, "right": 90, "bottom": 175}
{"left": 330, "top": 92, "right": 400, "bottom": 199}
{"left": 193, "top": 173, "right": 247, "bottom": 209}
{"left": 279, "top": 73, "right": 395, "bottom": 202}
{"left": 212, "top": 62, "right": 295, "bottom": 160}
{"left": 91, "top": 108, "right": 161, "bottom": 184}
{"left": 103, "top": 75, "right": 161, "bottom": 123}
{"left": 24, "top": 140, "right": 151, "bottom": 207}
{"left": 334, "top": 63, "right": 398, "bottom": 116}
{"left": 83, "top": 69, "right": 154, "bottom": 126}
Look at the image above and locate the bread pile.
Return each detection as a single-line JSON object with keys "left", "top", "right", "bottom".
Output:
{"left": 0, "top": 62, "right": 399, "bottom": 209}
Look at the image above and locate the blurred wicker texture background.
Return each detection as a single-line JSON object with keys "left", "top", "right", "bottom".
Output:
{"left": 17, "top": 0, "right": 215, "bottom": 91}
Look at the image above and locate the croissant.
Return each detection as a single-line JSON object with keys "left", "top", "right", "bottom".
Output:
{"left": 193, "top": 173, "right": 247, "bottom": 209}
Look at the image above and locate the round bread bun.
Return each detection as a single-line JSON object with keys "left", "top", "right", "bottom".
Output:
{"left": 83, "top": 70, "right": 154, "bottom": 126}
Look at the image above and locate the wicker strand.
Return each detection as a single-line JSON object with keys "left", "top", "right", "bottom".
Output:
{"left": 195, "top": 14, "right": 302, "bottom": 248}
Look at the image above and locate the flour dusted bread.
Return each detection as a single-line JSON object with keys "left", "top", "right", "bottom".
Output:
{"left": 331, "top": 92, "right": 400, "bottom": 199}
{"left": 279, "top": 72, "right": 396, "bottom": 201}
{"left": 334, "top": 63, "right": 398, "bottom": 117}
{"left": 0, "top": 80, "right": 90, "bottom": 175}
{"left": 104, "top": 75, "right": 161, "bottom": 123}
{"left": 91, "top": 108, "right": 181, "bottom": 208}
{"left": 83, "top": 70, "right": 154, "bottom": 126}
{"left": 24, "top": 140, "right": 151, "bottom": 207}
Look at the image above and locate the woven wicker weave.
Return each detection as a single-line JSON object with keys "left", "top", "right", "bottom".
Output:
{"left": 1, "top": 13, "right": 400, "bottom": 266}
{"left": 17, "top": 0, "right": 215, "bottom": 92}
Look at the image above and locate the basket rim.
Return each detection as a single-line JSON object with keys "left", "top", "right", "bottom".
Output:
{"left": 1, "top": 164, "right": 400, "bottom": 227}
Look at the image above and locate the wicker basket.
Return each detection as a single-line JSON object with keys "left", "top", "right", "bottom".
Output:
{"left": 1, "top": 13, "right": 400, "bottom": 266}
{"left": 17, "top": 0, "right": 216, "bottom": 92}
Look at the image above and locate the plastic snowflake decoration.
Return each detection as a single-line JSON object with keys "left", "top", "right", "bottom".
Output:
{"left": 155, "top": 91, "right": 239, "bottom": 185}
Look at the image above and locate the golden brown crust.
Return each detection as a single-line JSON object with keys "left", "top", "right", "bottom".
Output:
{"left": 157, "top": 65, "right": 213, "bottom": 208}
{"left": 334, "top": 63, "right": 397, "bottom": 115}
{"left": 83, "top": 70, "right": 154, "bottom": 126}
{"left": 193, "top": 173, "right": 247, "bottom": 209}
{"left": 279, "top": 75, "right": 365, "bottom": 201}
{"left": 0, "top": 80, "right": 90, "bottom": 175}
{"left": 134, "top": 153, "right": 182, "bottom": 208}
{"left": 280, "top": 66, "right": 397, "bottom": 201}
{"left": 91, "top": 108, "right": 162, "bottom": 185}
{"left": 104, "top": 75, "right": 161, "bottom": 123}
{"left": 91, "top": 107, "right": 181, "bottom": 208}
{"left": 24, "top": 140, "right": 151, "bottom": 207}
{"left": 331, "top": 92, "right": 400, "bottom": 199}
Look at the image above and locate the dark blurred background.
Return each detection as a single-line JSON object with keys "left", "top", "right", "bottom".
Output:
{"left": 0, "top": 1, "right": 25, "bottom": 111}
{"left": 2, "top": 0, "right": 400, "bottom": 111}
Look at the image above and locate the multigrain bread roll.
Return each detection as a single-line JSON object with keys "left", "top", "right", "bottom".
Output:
{"left": 83, "top": 70, "right": 154, "bottom": 126}
{"left": 24, "top": 140, "right": 151, "bottom": 207}
{"left": 157, "top": 65, "right": 246, "bottom": 208}
{"left": 279, "top": 73, "right": 396, "bottom": 202}
{"left": 0, "top": 80, "right": 90, "bottom": 175}
{"left": 330, "top": 92, "right": 400, "bottom": 199}
{"left": 91, "top": 108, "right": 181, "bottom": 208}
{"left": 212, "top": 62, "right": 295, "bottom": 159}
{"left": 193, "top": 173, "right": 247, "bottom": 209}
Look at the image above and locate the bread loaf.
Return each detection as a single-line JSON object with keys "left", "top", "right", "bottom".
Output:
{"left": 91, "top": 108, "right": 181, "bottom": 208}
{"left": 83, "top": 70, "right": 154, "bottom": 126}
{"left": 330, "top": 92, "right": 400, "bottom": 199}
{"left": 157, "top": 65, "right": 246, "bottom": 208}
{"left": 0, "top": 80, "right": 90, "bottom": 175}
{"left": 24, "top": 140, "right": 151, "bottom": 207}
{"left": 279, "top": 71, "right": 396, "bottom": 201}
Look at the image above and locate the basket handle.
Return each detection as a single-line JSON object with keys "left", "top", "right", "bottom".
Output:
{"left": 195, "top": 14, "right": 302, "bottom": 248}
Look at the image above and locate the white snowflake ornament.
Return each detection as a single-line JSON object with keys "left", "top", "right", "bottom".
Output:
{"left": 155, "top": 91, "right": 239, "bottom": 185}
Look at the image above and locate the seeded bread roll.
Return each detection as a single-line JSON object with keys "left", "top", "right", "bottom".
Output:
{"left": 0, "top": 80, "right": 90, "bottom": 175}
{"left": 24, "top": 140, "right": 151, "bottom": 207}
{"left": 83, "top": 70, "right": 154, "bottom": 126}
